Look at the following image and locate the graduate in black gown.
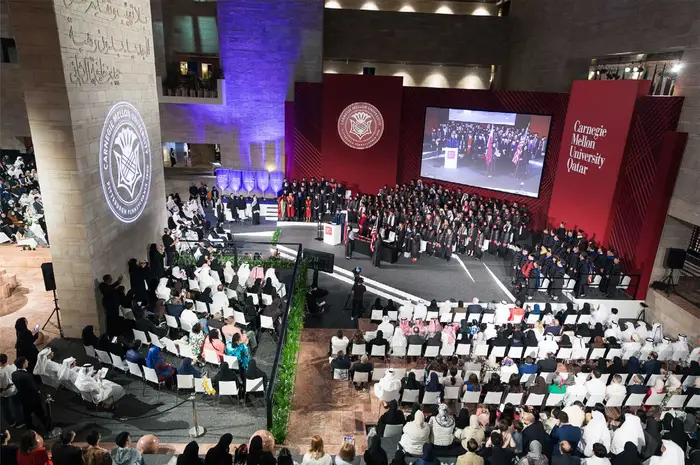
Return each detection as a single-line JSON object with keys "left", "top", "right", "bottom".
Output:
{"left": 372, "top": 235, "right": 382, "bottom": 268}
{"left": 251, "top": 194, "right": 260, "bottom": 225}
{"left": 411, "top": 233, "right": 421, "bottom": 262}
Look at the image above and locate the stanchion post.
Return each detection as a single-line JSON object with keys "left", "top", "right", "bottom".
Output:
{"left": 188, "top": 394, "right": 206, "bottom": 437}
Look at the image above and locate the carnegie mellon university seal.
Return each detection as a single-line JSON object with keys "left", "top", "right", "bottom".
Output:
{"left": 99, "top": 101, "right": 152, "bottom": 223}
{"left": 337, "top": 102, "right": 385, "bottom": 150}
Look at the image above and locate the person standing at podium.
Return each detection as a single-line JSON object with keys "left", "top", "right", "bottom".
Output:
{"left": 372, "top": 233, "right": 383, "bottom": 268}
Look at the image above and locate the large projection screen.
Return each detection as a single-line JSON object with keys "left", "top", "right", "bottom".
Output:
{"left": 420, "top": 107, "right": 552, "bottom": 198}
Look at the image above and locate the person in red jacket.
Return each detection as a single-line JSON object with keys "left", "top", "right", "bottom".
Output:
{"left": 305, "top": 197, "right": 312, "bottom": 222}
{"left": 17, "top": 430, "right": 52, "bottom": 465}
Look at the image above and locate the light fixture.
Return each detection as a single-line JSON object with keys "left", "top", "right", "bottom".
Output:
{"left": 360, "top": 1, "right": 378, "bottom": 10}
{"left": 472, "top": 6, "right": 490, "bottom": 15}
{"left": 624, "top": 67, "right": 631, "bottom": 72}
{"left": 435, "top": 5, "right": 453, "bottom": 14}
{"left": 632, "top": 66, "right": 639, "bottom": 72}
{"left": 595, "top": 70, "right": 600, "bottom": 75}
{"left": 672, "top": 62, "right": 683, "bottom": 72}
{"left": 325, "top": 0, "right": 341, "bottom": 8}
{"left": 399, "top": 4, "right": 415, "bottom": 12}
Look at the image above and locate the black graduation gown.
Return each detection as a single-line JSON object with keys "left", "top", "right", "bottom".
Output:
{"left": 488, "top": 228, "right": 500, "bottom": 255}
{"left": 372, "top": 237, "right": 382, "bottom": 267}
{"left": 444, "top": 233, "right": 453, "bottom": 261}
{"left": 411, "top": 235, "right": 421, "bottom": 259}
{"left": 527, "top": 268, "right": 540, "bottom": 297}
{"left": 251, "top": 200, "right": 261, "bottom": 225}
{"left": 474, "top": 233, "right": 484, "bottom": 259}
{"left": 551, "top": 265, "right": 565, "bottom": 298}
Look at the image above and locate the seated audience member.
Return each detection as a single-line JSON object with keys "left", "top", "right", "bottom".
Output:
{"left": 331, "top": 351, "right": 351, "bottom": 373}
{"left": 1, "top": 430, "right": 18, "bottom": 465}
{"left": 364, "top": 436, "right": 388, "bottom": 465}
{"left": 222, "top": 316, "right": 252, "bottom": 346}
{"left": 377, "top": 316, "right": 395, "bottom": 339}
{"left": 482, "top": 432, "right": 515, "bottom": 465}
{"left": 213, "top": 361, "right": 239, "bottom": 391}
{"left": 521, "top": 412, "right": 551, "bottom": 457}
{"left": 377, "top": 399, "right": 406, "bottom": 437}
{"left": 17, "top": 430, "right": 51, "bottom": 465}
{"left": 456, "top": 439, "right": 483, "bottom": 465}
{"left": 552, "top": 441, "right": 580, "bottom": 465}
{"left": 400, "top": 410, "right": 430, "bottom": 455}
{"left": 84, "top": 430, "right": 111, "bottom": 465}
{"left": 349, "top": 355, "right": 373, "bottom": 389}
{"left": 135, "top": 311, "right": 167, "bottom": 339}
{"left": 486, "top": 420, "right": 515, "bottom": 448}
{"left": 401, "top": 371, "right": 424, "bottom": 399}
{"left": 551, "top": 412, "right": 581, "bottom": 456}
{"left": 627, "top": 375, "right": 648, "bottom": 395}
{"left": 610, "top": 413, "right": 646, "bottom": 455}
{"left": 424, "top": 372, "right": 444, "bottom": 397}
{"left": 585, "top": 371, "right": 606, "bottom": 398}
{"left": 457, "top": 415, "right": 485, "bottom": 451}
{"left": 536, "top": 353, "right": 557, "bottom": 373}
{"left": 579, "top": 410, "right": 610, "bottom": 458}
{"left": 111, "top": 431, "right": 144, "bottom": 465}
{"left": 178, "top": 358, "right": 201, "bottom": 378}
{"left": 330, "top": 330, "right": 350, "bottom": 354}
{"left": 205, "top": 433, "right": 233, "bottom": 465}
{"left": 180, "top": 302, "right": 200, "bottom": 328}
{"left": 442, "top": 367, "right": 464, "bottom": 387}
{"left": 605, "top": 374, "right": 627, "bottom": 399}
{"left": 81, "top": 325, "right": 100, "bottom": 348}
{"left": 335, "top": 441, "right": 359, "bottom": 465}
{"left": 368, "top": 330, "right": 390, "bottom": 356}
{"left": 145, "top": 347, "right": 176, "bottom": 387}
{"left": 244, "top": 359, "right": 267, "bottom": 392}
{"left": 517, "top": 440, "right": 547, "bottom": 465}
{"left": 248, "top": 434, "right": 276, "bottom": 465}
{"left": 126, "top": 341, "right": 147, "bottom": 365}
{"left": 519, "top": 356, "right": 538, "bottom": 376}
{"left": 173, "top": 441, "right": 201, "bottom": 465}
{"left": 407, "top": 326, "right": 426, "bottom": 347}
{"left": 642, "top": 352, "right": 661, "bottom": 375}
{"left": 301, "top": 436, "right": 332, "bottom": 465}
{"left": 225, "top": 333, "right": 251, "bottom": 370}
{"left": 348, "top": 331, "right": 366, "bottom": 356}
{"left": 464, "top": 373, "right": 481, "bottom": 393}
{"left": 203, "top": 329, "right": 226, "bottom": 362}
{"left": 374, "top": 368, "right": 402, "bottom": 400}
{"left": 415, "top": 444, "right": 439, "bottom": 465}
{"left": 187, "top": 323, "right": 206, "bottom": 359}
{"left": 429, "top": 403, "right": 456, "bottom": 447}
{"left": 51, "top": 430, "right": 84, "bottom": 465}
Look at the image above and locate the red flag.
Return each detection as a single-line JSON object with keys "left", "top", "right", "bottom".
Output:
{"left": 512, "top": 124, "right": 529, "bottom": 165}
{"left": 344, "top": 221, "right": 350, "bottom": 245}
{"left": 485, "top": 127, "right": 494, "bottom": 166}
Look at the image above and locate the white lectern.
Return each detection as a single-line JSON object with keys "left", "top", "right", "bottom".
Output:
{"left": 444, "top": 147, "right": 458, "bottom": 169}
{"left": 323, "top": 223, "right": 342, "bottom": 245}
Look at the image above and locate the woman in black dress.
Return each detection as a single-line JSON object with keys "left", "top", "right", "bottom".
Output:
{"left": 15, "top": 317, "right": 40, "bottom": 372}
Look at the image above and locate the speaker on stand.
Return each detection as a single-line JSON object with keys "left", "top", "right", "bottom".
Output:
{"left": 40, "top": 263, "right": 64, "bottom": 337}
{"left": 657, "top": 248, "right": 687, "bottom": 296}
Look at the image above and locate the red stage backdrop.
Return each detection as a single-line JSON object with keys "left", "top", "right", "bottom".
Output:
{"left": 398, "top": 87, "right": 570, "bottom": 230}
{"left": 547, "top": 80, "right": 650, "bottom": 242}
{"left": 321, "top": 75, "right": 403, "bottom": 193}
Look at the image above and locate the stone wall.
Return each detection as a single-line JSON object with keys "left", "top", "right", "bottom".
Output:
{"left": 323, "top": 61, "right": 492, "bottom": 89}
{"left": 507, "top": 0, "right": 700, "bottom": 228}
{"left": 0, "top": 0, "right": 29, "bottom": 151}
{"left": 324, "top": 9, "right": 509, "bottom": 65}
{"left": 8, "top": 0, "right": 166, "bottom": 336}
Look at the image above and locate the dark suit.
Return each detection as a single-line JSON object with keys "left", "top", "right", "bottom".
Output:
{"left": 467, "top": 304, "right": 484, "bottom": 314}
{"left": 537, "top": 358, "right": 557, "bottom": 373}
{"left": 523, "top": 421, "right": 552, "bottom": 457}
{"left": 11, "top": 369, "right": 48, "bottom": 431}
{"left": 51, "top": 443, "right": 85, "bottom": 465}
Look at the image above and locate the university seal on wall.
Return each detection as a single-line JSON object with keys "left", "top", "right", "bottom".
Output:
{"left": 99, "top": 101, "right": 152, "bottom": 223}
{"left": 337, "top": 102, "right": 385, "bottom": 150}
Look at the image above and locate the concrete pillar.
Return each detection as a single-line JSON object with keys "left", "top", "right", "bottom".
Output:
{"left": 8, "top": 0, "right": 166, "bottom": 336}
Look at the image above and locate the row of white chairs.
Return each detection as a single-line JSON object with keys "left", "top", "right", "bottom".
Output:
{"left": 370, "top": 308, "right": 606, "bottom": 326}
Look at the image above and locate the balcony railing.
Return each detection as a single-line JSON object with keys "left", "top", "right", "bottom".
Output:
{"left": 157, "top": 78, "right": 225, "bottom": 105}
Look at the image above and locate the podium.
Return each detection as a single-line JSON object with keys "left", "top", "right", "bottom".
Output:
{"left": 444, "top": 147, "right": 458, "bottom": 169}
{"left": 323, "top": 223, "right": 342, "bottom": 245}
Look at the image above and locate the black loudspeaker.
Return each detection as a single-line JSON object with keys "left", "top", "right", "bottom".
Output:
{"left": 666, "top": 248, "right": 687, "bottom": 270}
{"left": 40, "top": 262, "right": 56, "bottom": 291}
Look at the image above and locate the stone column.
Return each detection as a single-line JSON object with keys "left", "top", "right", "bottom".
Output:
{"left": 8, "top": 0, "right": 166, "bottom": 336}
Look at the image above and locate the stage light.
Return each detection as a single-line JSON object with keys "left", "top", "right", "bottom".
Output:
{"left": 436, "top": 5, "right": 453, "bottom": 14}
{"left": 632, "top": 66, "right": 639, "bottom": 72}
{"left": 399, "top": 4, "right": 415, "bottom": 12}
{"left": 472, "top": 6, "right": 490, "bottom": 15}
{"left": 595, "top": 70, "right": 600, "bottom": 75}
{"left": 360, "top": 1, "right": 378, "bottom": 10}
{"left": 672, "top": 62, "right": 683, "bottom": 72}
{"left": 325, "top": 0, "right": 341, "bottom": 8}
{"left": 624, "top": 67, "right": 631, "bottom": 72}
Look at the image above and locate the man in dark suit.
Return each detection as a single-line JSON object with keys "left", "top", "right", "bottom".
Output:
{"left": 11, "top": 357, "right": 49, "bottom": 433}
{"left": 51, "top": 430, "right": 84, "bottom": 465}
{"left": 521, "top": 411, "right": 552, "bottom": 457}
{"left": 537, "top": 353, "right": 557, "bottom": 373}
{"left": 330, "top": 351, "right": 351, "bottom": 372}
{"left": 467, "top": 297, "right": 483, "bottom": 314}
{"left": 627, "top": 375, "right": 649, "bottom": 395}
{"left": 349, "top": 354, "right": 373, "bottom": 389}
{"left": 643, "top": 352, "right": 661, "bottom": 376}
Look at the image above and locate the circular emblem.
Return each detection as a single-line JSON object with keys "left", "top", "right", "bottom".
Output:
{"left": 99, "top": 101, "right": 152, "bottom": 223}
{"left": 337, "top": 102, "right": 385, "bottom": 150}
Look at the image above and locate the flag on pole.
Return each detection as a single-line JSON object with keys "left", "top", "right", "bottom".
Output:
{"left": 370, "top": 225, "right": 378, "bottom": 252}
{"left": 485, "top": 126, "right": 494, "bottom": 166}
{"left": 512, "top": 123, "right": 530, "bottom": 165}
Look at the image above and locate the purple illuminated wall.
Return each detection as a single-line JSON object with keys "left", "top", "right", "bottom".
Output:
{"left": 216, "top": 0, "right": 323, "bottom": 170}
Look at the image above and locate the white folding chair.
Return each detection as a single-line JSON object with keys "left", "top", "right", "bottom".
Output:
{"left": 440, "top": 312, "right": 454, "bottom": 323}
{"left": 444, "top": 386, "right": 461, "bottom": 401}
{"left": 142, "top": 366, "right": 164, "bottom": 400}
{"left": 564, "top": 314, "right": 578, "bottom": 326}
{"left": 646, "top": 374, "right": 663, "bottom": 386}
{"left": 572, "top": 347, "right": 589, "bottom": 359}
{"left": 411, "top": 369, "right": 425, "bottom": 383}
{"left": 126, "top": 361, "right": 143, "bottom": 379}
{"left": 260, "top": 315, "right": 275, "bottom": 332}
{"left": 484, "top": 391, "right": 504, "bottom": 404}
{"left": 95, "top": 349, "right": 112, "bottom": 366}
{"left": 162, "top": 337, "right": 180, "bottom": 356}
{"left": 165, "top": 315, "right": 179, "bottom": 331}
{"left": 423, "top": 391, "right": 440, "bottom": 405}
{"left": 387, "top": 310, "right": 398, "bottom": 321}
{"left": 666, "top": 394, "right": 687, "bottom": 408}
{"left": 333, "top": 369, "right": 349, "bottom": 380}
{"left": 481, "top": 313, "right": 494, "bottom": 324}
{"left": 203, "top": 349, "right": 220, "bottom": 366}
{"left": 84, "top": 345, "right": 97, "bottom": 359}
{"left": 351, "top": 343, "right": 367, "bottom": 357}
{"left": 133, "top": 329, "right": 150, "bottom": 346}
{"left": 226, "top": 289, "right": 238, "bottom": 300}
{"left": 427, "top": 311, "right": 439, "bottom": 321}
{"left": 110, "top": 354, "right": 128, "bottom": 373}
{"left": 250, "top": 294, "right": 259, "bottom": 306}
{"left": 372, "top": 368, "right": 386, "bottom": 381}
{"left": 590, "top": 348, "right": 606, "bottom": 360}
{"left": 467, "top": 313, "right": 481, "bottom": 324}
{"left": 508, "top": 347, "right": 524, "bottom": 359}
{"left": 605, "top": 395, "right": 625, "bottom": 407}
{"left": 149, "top": 332, "right": 165, "bottom": 349}
{"left": 233, "top": 311, "right": 249, "bottom": 327}
{"left": 194, "top": 378, "right": 205, "bottom": 394}
{"left": 474, "top": 344, "right": 489, "bottom": 357}
{"left": 505, "top": 393, "right": 523, "bottom": 405}
{"left": 391, "top": 345, "right": 407, "bottom": 357}
{"left": 456, "top": 344, "right": 471, "bottom": 356}
{"left": 525, "top": 393, "right": 544, "bottom": 406}
{"left": 188, "top": 279, "right": 200, "bottom": 292}
{"left": 177, "top": 374, "right": 195, "bottom": 393}
{"left": 245, "top": 377, "right": 265, "bottom": 399}
{"left": 461, "top": 390, "right": 480, "bottom": 404}
{"left": 261, "top": 294, "right": 273, "bottom": 306}
{"left": 689, "top": 395, "right": 700, "bottom": 408}
{"left": 195, "top": 300, "right": 209, "bottom": 314}
{"left": 179, "top": 344, "right": 195, "bottom": 360}
{"left": 624, "top": 393, "right": 645, "bottom": 407}
{"left": 352, "top": 371, "right": 369, "bottom": 386}
{"left": 440, "top": 344, "right": 455, "bottom": 357}
{"left": 371, "top": 309, "right": 383, "bottom": 321}
{"left": 546, "top": 393, "right": 565, "bottom": 406}
{"left": 180, "top": 319, "right": 194, "bottom": 333}
{"left": 424, "top": 346, "right": 439, "bottom": 358}
{"left": 585, "top": 394, "right": 604, "bottom": 407}
{"left": 491, "top": 346, "right": 506, "bottom": 358}
{"left": 644, "top": 393, "right": 665, "bottom": 406}
{"left": 526, "top": 313, "right": 540, "bottom": 324}
{"left": 383, "top": 424, "right": 404, "bottom": 438}
{"left": 607, "top": 348, "right": 623, "bottom": 360}
{"left": 401, "top": 389, "right": 420, "bottom": 404}
{"left": 407, "top": 345, "right": 423, "bottom": 357}
{"left": 219, "top": 380, "right": 240, "bottom": 403}
{"left": 371, "top": 345, "right": 386, "bottom": 357}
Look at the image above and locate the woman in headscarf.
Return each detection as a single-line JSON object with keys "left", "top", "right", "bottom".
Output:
{"left": 176, "top": 440, "right": 203, "bottom": 465}
{"left": 248, "top": 435, "right": 276, "bottom": 465}
{"left": 429, "top": 403, "right": 456, "bottom": 447}
{"left": 400, "top": 410, "right": 431, "bottom": 455}
{"left": 149, "top": 243, "right": 165, "bottom": 280}
{"left": 14, "top": 317, "right": 40, "bottom": 371}
{"left": 415, "top": 444, "right": 439, "bottom": 465}
{"left": 213, "top": 361, "right": 239, "bottom": 391}
{"left": 579, "top": 410, "right": 611, "bottom": 457}
{"left": 648, "top": 440, "right": 685, "bottom": 465}
{"left": 516, "top": 440, "right": 548, "bottom": 465}
{"left": 454, "top": 408, "right": 470, "bottom": 436}
{"left": 425, "top": 372, "right": 443, "bottom": 396}
{"left": 82, "top": 325, "right": 99, "bottom": 347}
{"left": 244, "top": 358, "right": 267, "bottom": 391}
{"left": 377, "top": 399, "right": 406, "bottom": 437}
{"left": 610, "top": 413, "right": 645, "bottom": 454}
{"left": 364, "top": 436, "right": 388, "bottom": 465}
{"left": 663, "top": 417, "right": 687, "bottom": 452}
{"left": 390, "top": 449, "right": 406, "bottom": 465}
{"left": 205, "top": 433, "right": 233, "bottom": 465}
{"left": 611, "top": 442, "right": 641, "bottom": 465}
{"left": 146, "top": 346, "right": 177, "bottom": 387}
{"left": 457, "top": 414, "right": 485, "bottom": 449}
{"left": 608, "top": 356, "right": 624, "bottom": 374}
{"left": 179, "top": 358, "right": 201, "bottom": 378}
{"left": 74, "top": 363, "right": 126, "bottom": 409}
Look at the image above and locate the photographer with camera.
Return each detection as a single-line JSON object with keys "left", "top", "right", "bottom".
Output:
{"left": 351, "top": 276, "right": 366, "bottom": 321}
